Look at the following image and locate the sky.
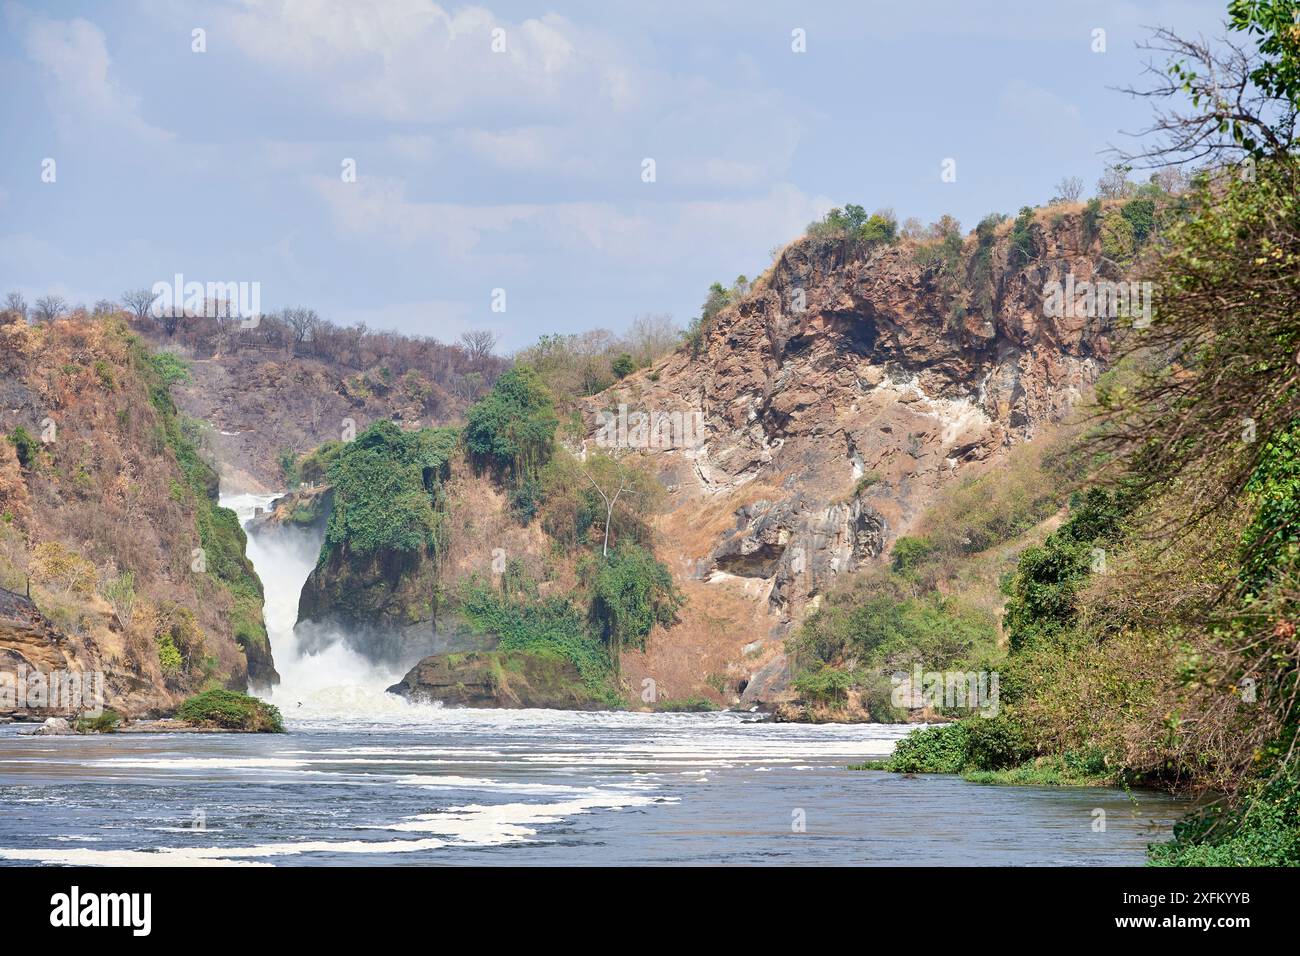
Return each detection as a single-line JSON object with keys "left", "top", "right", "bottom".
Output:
{"left": 0, "top": 0, "right": 1230, "bottom": 351}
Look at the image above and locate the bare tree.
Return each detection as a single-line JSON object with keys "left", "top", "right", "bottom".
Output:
{"left": 460, "top": 329, "right": 498, "bottom": 367}
{"left": 1113, "top": 25, "right": 1299, "bottom": 170}
{"left": 4, "top": 292, "right": 26, "bottom": 320}
{"left": 31, "top": 295, "right": 68, "bottom": 323}
{"left": 1096, "top": 163, "right": 1135, "bottom": 199}
{"left": 121, "top": 288, "right": 155, "bottom": 322}
{"left": 283, "top": 306, "right": 320, "bottom": 347}
{"left": 1052, "top": 175, "right": 1085, "bottom": 203}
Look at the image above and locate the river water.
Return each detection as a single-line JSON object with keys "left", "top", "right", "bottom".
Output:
{"left": 0, "top": 495, "right": 1188, "bottom": 866}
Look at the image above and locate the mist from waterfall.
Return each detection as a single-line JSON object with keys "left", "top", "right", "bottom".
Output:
{"left": 222, "top": 493, "right": 432, "bottom": 723}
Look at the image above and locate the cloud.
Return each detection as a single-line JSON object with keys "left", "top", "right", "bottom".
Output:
{"left": 215, "top": 1, "right": 624, "bottom": 123}
{"left": 7, "top": 4, "right": 171, "bottom": 142}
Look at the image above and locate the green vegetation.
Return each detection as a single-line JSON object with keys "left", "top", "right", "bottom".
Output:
{"left": 463, "top": 366, "right": 557, "bottom": 481}
{"left": 321, "top": 420, "right": 458, "bottom": 563}
{"left": 75, "top": 709, "right": 122, "bottom": 733}
{"left": 132, "top": 342, "right": 272, "bottom": 670}
{"left": 6, "top": 426, "right": 40, "bottom": 469}
{"left": 806, "top": 204, "right": 899, "bottom": 243}
{"left": 176, "top": 689, "right": 284, "bottom": 732}
{"left": 655, "top": 697, "right": 720, "bottom": 713}
{"left": 459, "top": 579, "right": 622, "bottom": 707}
{"left": 584, "top": 543, "right": 683, "bottom": 669}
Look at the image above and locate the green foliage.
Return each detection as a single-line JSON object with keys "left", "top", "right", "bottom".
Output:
{"left": 175, "top": 689, "right": 284, "bottom": 732}
{"left": 1150, "top": 766, "right": 1300, "bottom": 866}
{"left": 1003, "top": 487, "right": 1132, "bottom": 651}
{"left": 890, "top": 536, "right": 934, "bottom": 575}
{"left": 1100, "top": 210, "right": 1135, "bottom": 260}
{"left": 655, "top": 697, "right": 720, "bottom": 712}
{"left": 463, "top": 366, "right": 557, "bottom": 480}
{"left": 791, "top": 664, "right": 854, "bottom": 705}
{"left": 458, "top": 579, "right": 619, "bottom": 704}
{"left": 1081, "top": 197, "right": 1103, "bottom": 243}
{"left": 807, "top": 204, "right": 898, "bottom": 243}
{"left": 872, "top": 723, "right": 972, "bottom": 773}
{"left": 278, "top": 448, "right": 301, "bottom": 489}
{"left": 1240, "top": 421, "right": 1300, "bottom": 594}
{"left": 611, "top": 353, "right": 635, "bottom": 379}
{"left": 322, "top": 421, "right": 459, "bottom": 561}
{"left": 7, "top": 426, "right": 40, "bottom": 469}
{"left": 156, "top": 631, "right": 183, "bottom": 675}
{"left": 75, "top": 708, "right": 121, "bottom": 733}
{"left": 584, "top": 543, "right": 683, "bottom": 666}
{"left": 1121, "top": 196, "right": 1157, "bottom": 245}
{"left": 299, "top": 440, "right": 344, "bottom": 485}
{"left": 1008, "top": 206, "right": 1037, "bottom": 267}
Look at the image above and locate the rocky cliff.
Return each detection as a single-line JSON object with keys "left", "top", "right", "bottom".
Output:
{"left": 0, "top": 312, "right": 275, "bottom": 718}
{"left": 584, "top": 206, "right": 1121, "bottom": 706}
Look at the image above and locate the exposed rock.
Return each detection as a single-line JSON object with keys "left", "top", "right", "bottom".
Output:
{"left": 589, "top": 211, "right": 1120, "bottom": 704}
{"left": 386, "top": 650, "right": 602, "bottom": 709}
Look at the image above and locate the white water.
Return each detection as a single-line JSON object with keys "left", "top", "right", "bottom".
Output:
{"left": 221, "top": 493, "right": 431, "bottom": 723}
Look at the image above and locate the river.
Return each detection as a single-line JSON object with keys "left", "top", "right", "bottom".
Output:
{"left": 0, "top": 494, "right": 1188, "bottom": 866}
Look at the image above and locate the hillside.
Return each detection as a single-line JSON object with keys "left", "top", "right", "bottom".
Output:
{"left": 0, "top": 312, "right": 274, "bottom": 717}
{"left": 260, "top": 198, "right": 1156, "bottom": 710}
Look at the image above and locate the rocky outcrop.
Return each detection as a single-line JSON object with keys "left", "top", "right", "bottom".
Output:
{"left": 386, "top": 650, "right": 601, "bottom": 709}
{"left": 586, "top": 209, "right": 1121, "bottom": 705}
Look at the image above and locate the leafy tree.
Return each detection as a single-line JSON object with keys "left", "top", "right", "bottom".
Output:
{"left": 584, "top": 543, "right": 683, "bottom": 671}
{"left": 611, "top": 353, "right": 635, "bottom": 379}
{"left": 463, "top": 367, "right": 558, "bottom": 480}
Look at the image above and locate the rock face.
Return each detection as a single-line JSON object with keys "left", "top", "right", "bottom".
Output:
{"left": 386, "top": 650, "right": 601, "bottom": 709}
{"left": 583, "top": 209, "right": 1120, "bottom": 705}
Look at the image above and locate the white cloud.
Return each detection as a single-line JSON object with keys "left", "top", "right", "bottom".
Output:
{"left": 8, "top": 4, "right": 171, "bottom": 142}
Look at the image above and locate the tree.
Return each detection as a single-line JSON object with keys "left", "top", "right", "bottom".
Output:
{"left": 1096, "top": 163, "right": 1135, "bottom": 199}
{"left": 283, "top": 306, "right": 320, "bottom": 346}
{"left": 460, "top": 329, "right": 498, "bottom": 368}
{"left": 31, "top": 295, "right": 67, "bottom": 323}
{"left": 585, "top": 542, "right": 683, "bottom": 672}
{"left": 4, "top": 292, "right": 27, "bottom": 319}
{"left": 578, "top": 450, "right": 662, "bottom": 558}
{"left": 1116, "top": 1, "right": 1300, "bottom": 169}
{"left": 1052, "top": 175, "right": 1084, "bottom": 202}
{"left": 611, "top": 353, "right": 635, "bottom": 379}
{"left": 463, "top": 366, "right": 557, "bottom": 479}
{"left": 121, "top": 288, "right": 154, "bottom": 322}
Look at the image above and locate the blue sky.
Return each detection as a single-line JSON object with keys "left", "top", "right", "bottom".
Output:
{"left": 0, "top": 0, "right": 1228, "bottom": 351}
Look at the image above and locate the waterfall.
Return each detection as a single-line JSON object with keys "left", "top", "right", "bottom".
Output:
{"left": 221, "top": 492, "right": 431, "bottom": 721}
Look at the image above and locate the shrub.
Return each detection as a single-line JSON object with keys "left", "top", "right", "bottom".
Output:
{"left": 322, "top": 421, "right": 458, "bottom": 561}
{"left": 463, "top": 367, "right": 557, "bottom": 479}
{"left": 876, "top": 723, "right": 971, "bottom": 773}
{"left": 792, "top": 664, "right": 854, "bottom": 705}
{"left": 75, "top": 709, "right": 121, "bottom": 733}
{"left": 611, "top": 353, "right": 635, "bottom": 379}
{"left": 175, "top": 689, "right": 284, "bottom": 732}
{"left": 584, "top": 543, "right": 684, "bottom": 666}
{"left": 7, "top": 427, "right": 40, "bottom": 469}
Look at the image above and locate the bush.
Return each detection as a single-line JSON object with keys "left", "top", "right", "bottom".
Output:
{"left": 175, "top": 689, "right": 284, "bottom": 732}
{"left": 75, "top": 709, "right": 121, "bottom": 733}
{"left": 463, "top": 366, "right": 558, "bottom": 480}
{"left": 584, "top": 543, "right": 683, "bottom": 666}
{"left": 322, "top": 421, "right": 458, "bottom": 561}
{"left": 611, "top": 353, "right": 635, "bottom": 379}
{"left": 7, "top": 426, "right": 40, "bottom": 469}
{"left": 876, "top": 723, "right": 971, "bottom": 773}
{"left": 792, "top": 664, "right": 854, "bottom": 705}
